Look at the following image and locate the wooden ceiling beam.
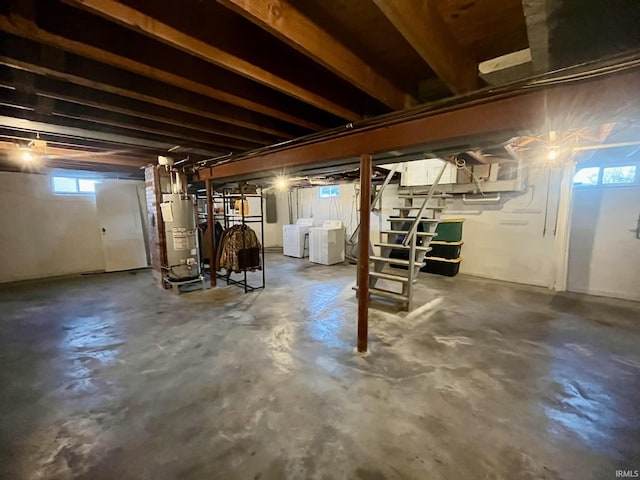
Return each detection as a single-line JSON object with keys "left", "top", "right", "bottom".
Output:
{"left": 38, "top": 86, "right": 277, "bottom": 145}
{"left": 0, "top": 126, "right": 167, "bottom": 157}
{"left": 44, "top": 151, "right": 149, "bottom": 168}
{"left": 43, "top": 1, "right": 350, "bottom": 126}
{"left": 50, "top": 108, "right": 260, "bottom": 153}
{"left": 0, "top": 141, "right": 151, "bottom": 168}
{"left": 1, "top": 60, "right": 298, "bottom": 141}
{"left": 199, "top": 65, "right": 640, "bottom": 180}
{"left": 0, "top": 111, "right": 226, "bottom": 157}
{"left": 0, "top": 34, "right": 304, "bottom": 138}
{"left": 372, "top": 0, "right": 479, "bottom": 94}
{"left": 0, "top": 88, "right": 264, "bottom": 152}
{"left": 0, "top": 13, "right": 324, "bottom": 130}
{"left": 0, "top": 157, "right": 145, "bottom": 176}
{"left": 62, "top": 0, "right": 362, "bottom": 121}
{"left": 0, "top": 68, "right": 280, "bottom": 145}
{"left": 218, "top": 0, "right": 412, "bottom": 111}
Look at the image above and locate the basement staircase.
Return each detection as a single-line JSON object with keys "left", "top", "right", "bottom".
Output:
{"left": 354, "top": 162, "right": 449, "bottom": 311}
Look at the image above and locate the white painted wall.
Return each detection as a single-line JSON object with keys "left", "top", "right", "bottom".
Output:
{"left": 294, "top": 183, "right": 389, "bottom": 252}
{"left": 261, "top": 191, "right": 291, "bottom": 248}
{"left": 232, "top": 191, "right": 290, "bottom": 248}
{"left": 270, "top": 163, "right": 564, "bottom": 288}
{"left": 254, "top": 160, "right": 639, "bottom": 301}
{"left": 271, "top": 183, "right": 421, "bottom": 257}
{"left": 568, "top": 185, "right": 640, "bottom": 301}
{"left": 296, "top": 184, "right": 361, "bottom": 236}
{"left": 262, "top": 172, "right": 554, "bottom": 287}
{"left": 0, "top": 172, "right": 146, "bottom": 283}
{"left": 258, "top": 185, "right": 367, "bottom": 248}
{"left": 439, "top": 164, "right": 563, "bottom": 287}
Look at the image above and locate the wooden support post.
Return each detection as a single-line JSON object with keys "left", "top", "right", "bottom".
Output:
{"left": 205, "top": 178, "right": 216, "bottom": 288}
{"left": 357, "top": 153, "right": 372, "bottom": 352}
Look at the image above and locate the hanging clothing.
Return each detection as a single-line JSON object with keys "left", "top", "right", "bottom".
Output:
{"left": 215, "top": 227, "right": 230, "bottom": 272}
{"left": 199, "top": 221, "right": 224, "bottom": 266}
{"left": 217, "top": 224, "right": 261, "bottom": 273}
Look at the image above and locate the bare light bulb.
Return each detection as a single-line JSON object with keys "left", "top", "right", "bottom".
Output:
{"left": 22, "top": 151, "right": 33, "bottom": 162}
{"left": 275, "top": 176, "right": 288, "bottom": 191}
{"left": 548, "top": 149, "right": 558, "bottom": 160}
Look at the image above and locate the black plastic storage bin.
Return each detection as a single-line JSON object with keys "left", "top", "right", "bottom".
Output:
{"left": 427, "top": 241, "right": 463, "bottom": 260}
{"left": 421, "top": 257, "right": 461, "bottom": 277}
{"left": 388, "top": 225, "right": 426, "bottom": 269}
{"left": 389, "top": 248, "right": 409, "bottom": 270}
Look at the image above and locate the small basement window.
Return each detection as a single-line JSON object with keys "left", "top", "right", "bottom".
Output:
{"left": 52, "top": 176, "right": 100, "bottom": 195}
{"left": 573, "top": 166, "right": 600, "bottom": 186}
{"left": 602, "top": 165, "right": 636, "bottom": 184}
{"left": 318, "top": 186, "right": 339, "bottom": 198}
{"left": 574, "top": 163, "right": 639, "bottom": 187}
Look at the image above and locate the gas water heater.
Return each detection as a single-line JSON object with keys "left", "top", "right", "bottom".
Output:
{"left": 161, "top": 193, "right": 201, "bottom": 280}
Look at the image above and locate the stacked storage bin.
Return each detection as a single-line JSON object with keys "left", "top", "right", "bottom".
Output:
{"left": 422, "top": 218, "right": 464, "bottom": 276}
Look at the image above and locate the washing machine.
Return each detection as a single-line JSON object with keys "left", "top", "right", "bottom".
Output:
{"left": 283, "top": 218, "right": 315, "bottom": 258}
{"left": 309, "top": 220, "right": 345, "bottom": 265}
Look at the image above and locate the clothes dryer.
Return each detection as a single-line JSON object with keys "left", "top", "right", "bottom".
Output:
{"left": 283, "top": 218, "right": 315, "bottom": 258}
{"left": 309, "top": 220, "right": 345, "bottom": 265}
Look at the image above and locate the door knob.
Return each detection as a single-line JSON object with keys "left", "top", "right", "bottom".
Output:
{"left": 102, "top": 227, "right": 106, "bottom": 233}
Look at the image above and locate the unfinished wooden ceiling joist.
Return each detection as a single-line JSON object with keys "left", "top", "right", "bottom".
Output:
{"left": 0, "top": 35, "right": 305, "bottom": 139}
{"left": 217, "top": 0, "right": 412, "bottom": 110}
{"left": 0, "top": 0, "right": 638, "bottom": 174}
{"left": 0, "top": 138, "right": 150, "bottom": 176}
{"left": 372, "top": 0, "right": 479, "bottom": 94}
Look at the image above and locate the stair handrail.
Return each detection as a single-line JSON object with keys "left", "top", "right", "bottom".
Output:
{"left": 349, "top": 164, "right": 399, "bottom": 243}
{"left": 402, "top": 161, "right": 449, "bottom": 247}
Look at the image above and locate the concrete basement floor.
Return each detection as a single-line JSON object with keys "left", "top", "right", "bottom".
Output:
{"left": 1, "top": 253, "right": 639, "bottom": 480}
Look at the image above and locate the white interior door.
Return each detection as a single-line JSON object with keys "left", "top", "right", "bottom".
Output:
{"left": 95, "top": 182, "right": 148, "bottom": 272}
{"left": 568, "top": 185, "right": 640, "bottom": 301}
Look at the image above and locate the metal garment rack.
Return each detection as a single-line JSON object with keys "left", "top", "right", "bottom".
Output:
{"left": 212, "top": 189, "right": 265, "bottom": 293}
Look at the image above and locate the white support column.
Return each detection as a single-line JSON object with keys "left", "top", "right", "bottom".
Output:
{"left": 551, "top": 158, "right": 576, "bottom": 292}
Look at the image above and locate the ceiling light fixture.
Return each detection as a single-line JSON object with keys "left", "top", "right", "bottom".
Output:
{"left": 22, "top": 151, "right": 33, "bottom": 162}
{"left": 274, "top": 176, "right": 289, "bottom": 191}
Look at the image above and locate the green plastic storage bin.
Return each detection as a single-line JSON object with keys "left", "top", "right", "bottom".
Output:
{"left": 434, "top": 218, "right": 464, "bottom": 242}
